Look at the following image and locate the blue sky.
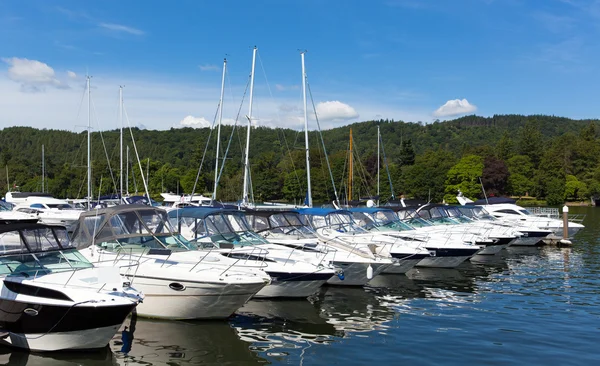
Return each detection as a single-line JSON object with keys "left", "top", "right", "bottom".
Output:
{"left": 1, "top": 0, "right": 600, "bottom": 131}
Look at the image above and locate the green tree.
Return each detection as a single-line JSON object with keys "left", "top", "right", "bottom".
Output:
{"left": 444, "top": 154, "right": 484, "bottom": 203}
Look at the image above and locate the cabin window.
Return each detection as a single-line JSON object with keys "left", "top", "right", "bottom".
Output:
{"left": 22, "top": 228, "right": 60, "bottom": 252}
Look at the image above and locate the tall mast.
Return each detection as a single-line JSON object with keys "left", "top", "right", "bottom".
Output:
{"left": 242, "top": 46, "right": 257, "bottom": 206}
{"left": 377, "top": 124, "right": 380, "bottom": 205}
{"left": 301, "top": 51, "right": 312, "bottom": 207}
{"left": 5, "top": 165, "right": 9, "bottom": 192}
{"left": 213, "top": 58, "right": 227, "bottom": 202}
{"left": 119, "top": 86, "right": 123, "bottom": 201}
{"left": 349, "top": 128, "right": 353, "bottom": 202}
{"left": 126, "top": 145, "right": 129, "bottom": 195}
{"left": 41, "top": 144, "right": 45, "bottom": 193}
{"left": 87, "top": 75, "right": 92, "bottom": 208}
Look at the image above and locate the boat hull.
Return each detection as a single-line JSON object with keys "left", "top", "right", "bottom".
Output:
{"left": 254, "top": 272, "right": 332, "bottom": 298}
{"left": 129, "top": 276, "right": 266, "bottom": 319}
{"left": 0, "top": 300, "right": 135, "bottom": 351}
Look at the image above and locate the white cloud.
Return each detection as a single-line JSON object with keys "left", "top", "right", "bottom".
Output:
{"left": 315, "top": 101, "right": 359, "bottom": 121}
{"left": 67, "top": 70, "right": 77, "bottom": 79}
{"left": 2, "top": 57, "right": 66, "bottom": 92}
{"left": 198, "top": 64, "right": 220, "bottom": 72}
{"left": 176, "top": 115, "right": 212, "bottom": 128}
{"left": 433, "top": 98, "right": 477, "bottom": 117}
{"left": 0, "top": 70, "right": 433, "bottom": 132}
{"left": 98, "top": 22, "right": 144, "bottom": 36}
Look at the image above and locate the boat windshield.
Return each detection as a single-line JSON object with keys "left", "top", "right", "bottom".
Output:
{"left": 327, "top": 212, "right": 368, "bottom": 233}
{"left": 0, "top": 201, "right": 13, "bottom": 211}
{"left": 404, "top": 217, "right": 433, "bottom": 228}
{"left": 267, "top": 213, "right": 316, "bottom": 238}
{"left": 458, "top": 207, "right": 497, "bottom": 221}
{"left": 0, "top": 226, "right": 93, "bottom": 276}
{"left": 184, "top": 212, "right": 268, "bottom": 247}
{"left": 97, "top": 234, "right": 197, "bottom": 252}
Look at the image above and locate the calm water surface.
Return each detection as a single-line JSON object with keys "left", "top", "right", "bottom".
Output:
{"left": 1, "top": 206, "right": 599, "bottom": 365}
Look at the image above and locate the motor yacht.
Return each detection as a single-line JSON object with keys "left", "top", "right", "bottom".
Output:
{"left": 456, "top": 205, "right": 553, "bottom": 246}
{"left": 352, "top": 207, "right": 481, "bottom": 267}
{"left": 71, "top": 205, "right": 270, "bottom": 320}
{"left": 294, "top": 208, "right": 429, "bottom": 274}
{"left": 0, "top": 222, "right": 142, "bottom": 351}
{"left": 244, "top": 209, "right": 393, "bottom": 286}
{"left": 168, "top": 207, "right": 336, "bottom": 298}
{"left": 456, "top": 194, "right": 584, "bottom": 238}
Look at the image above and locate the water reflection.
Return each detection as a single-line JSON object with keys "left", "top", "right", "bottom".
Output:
{"left": 110, "top": 316, "right": 265, "bottom": 365}
{"left": 0, "top": 347, "right": 116, "bottom": 366}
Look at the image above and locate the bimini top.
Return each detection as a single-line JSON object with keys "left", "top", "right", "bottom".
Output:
{"left": 347, "top": 207, "right": 395, "bottom": 214}
{"left": 71, "top": 204, "right": 176, "bottom": 249}
{"left": 167, "top": 206, "right": 241, "bottom": 220}
{"left": 0, "top": 222, "right": 73, "bottom": 255}
{"left": 293, "top": 207, "right": 350, "bottom": 216}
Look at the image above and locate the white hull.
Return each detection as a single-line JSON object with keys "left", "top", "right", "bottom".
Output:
{"left": 416, "top": 255, "right": 471, "bottom": 268}
{"left": 130, "top": 276, "right": 265, "bottom": 319}
{"left": 254, "top": 279, "right": 327, "bottom": 298}
{"left": 382, "top": 258, "right": 422, "bottom": 274}
{"left": 1, "top": 324, "right": 123, "bottom": 351}
{"left": 327, "top": 262, "right": 389, "bottom": 285}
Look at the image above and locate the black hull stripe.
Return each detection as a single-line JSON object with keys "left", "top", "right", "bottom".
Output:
{"left": 0, "top": 299, "right": 136, "bottom": 334}
{"left": 424, "top": 248, "right": 480, "bottom": 257}
{"left": 266, "top": 271, "right": 333, "bottom": 282}
{"left": 390, "top": 253, "right": 430, "bottom": 260}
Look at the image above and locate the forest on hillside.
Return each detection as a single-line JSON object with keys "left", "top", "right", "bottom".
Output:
{"left": 0, "top": 114, "right": 598, "bottom": 206}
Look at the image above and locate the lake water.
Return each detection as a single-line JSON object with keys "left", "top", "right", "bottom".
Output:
{"left": 2, "top": 206, "right": 599, "bottom": 365}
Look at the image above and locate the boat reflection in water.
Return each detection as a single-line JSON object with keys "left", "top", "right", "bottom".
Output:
{"left": 109, "top": 313, "right": 266, "bottom": 365}
{"left": 231, "top": 286, "right": 399, "bottom": 363}
{"left": 0, "top": 346, "right": 117, "bottom": 366}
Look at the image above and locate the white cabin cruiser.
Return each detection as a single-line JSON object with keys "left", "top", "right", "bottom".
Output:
{"left": 71, "top": 205, "right": 270, "bottom": 320}
{"left": 456, "top": 205, "right": 553, "bottom": 246}
{"left": 456, "top": 194, "right": 584, "bottom": 238}
{"left": 168, "top": 207, "right": 336, "bottom": 298}
{"left": 294, "top": 208, "right": 429, "bottom": 274}
{"left": 0, "top": 222, "right": 142, "bottom": 351}
{"left": 244, "top": 209, "right": 393, "bottom": 286}
{"left": 8, "top": 194, "right": 83, "bottom": 232}
{"left": 353, "top": 207, "right": 481, "bottom": 267}
{"left": 414, "top": 204, "right": 515, "bottom": 255}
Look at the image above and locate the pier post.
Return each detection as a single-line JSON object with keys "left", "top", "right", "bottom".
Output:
{"left": 559, "top": 205, "right": 572, "bottom": 246}
{"left": 562, "top": 205, "right": 569, "bottom": 240}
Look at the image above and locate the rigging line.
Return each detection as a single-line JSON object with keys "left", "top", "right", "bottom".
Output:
{"left": 190, "top": 102, "right": 220, "bottom": 199}
{"left": 315, "top": 135, "right": 332, "bottom": 200}
{"left": 350, "top": 144, "right": 372, "bottom": 198}
{"left": 123, "top": 103, "right": 151, "bottom": 203}
{"left": 67, "top": 85, "right": 89, "bottom": 167}
{"left": 256, "top": 50, "right": 301, "bottom": 190}
{"left": 379, "top": 129, "right": 395, "bottom": 200}
{"left": 90, "top": 94, "right": 118, "bottom": 195}
{"left": 216, "top": 77, "right": 250, "bottom": 192}
{"left": 306, "top": 81, "right": 340, "bottom": 204}
{"left": 338, "top": 139, "right": 350, "bottom": 203}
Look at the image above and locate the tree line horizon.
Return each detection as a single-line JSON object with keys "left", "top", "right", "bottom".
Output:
{"left": 1, "top": 114, "right": 598, "bottom": 206}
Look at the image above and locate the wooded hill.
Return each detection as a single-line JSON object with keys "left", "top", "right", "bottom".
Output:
{"left": 1, "top": 114, "right": 598, "bottom": 205}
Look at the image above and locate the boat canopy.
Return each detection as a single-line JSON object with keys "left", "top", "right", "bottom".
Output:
{"left": 71, "top": 204, "right": 178, "bottom": 249}
{"left": 0, "top": 222, "right": 73, "bottom": 255}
